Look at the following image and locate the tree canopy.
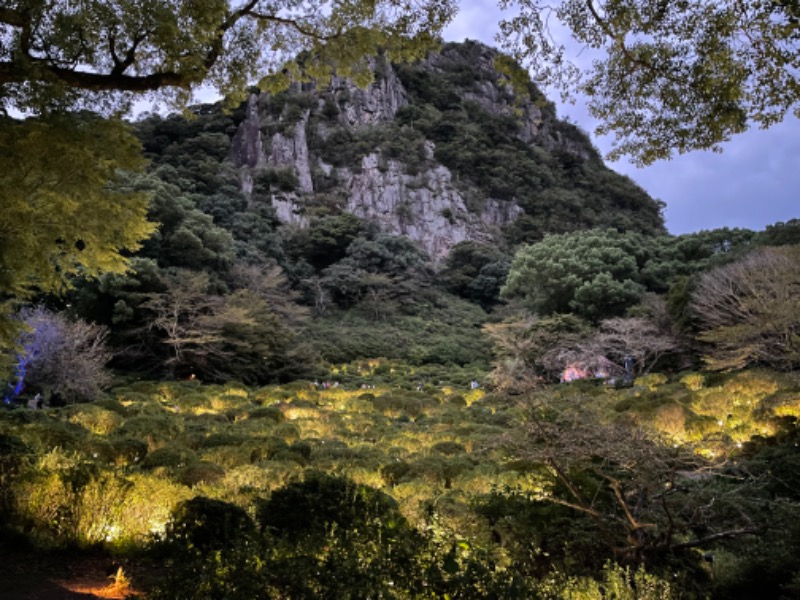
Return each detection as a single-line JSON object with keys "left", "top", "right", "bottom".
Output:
{"left": 501, "top": 229, "right": 649, "bottom": 320}
{"left": 0, "top": 114, "right": 154, "bottom": 322}
{"left": 498, "top": 0, "right": 800, "bottom": 164}
{"left": 4, "top": 1, "right": 797, "bottom": 164}
{"left": 0, "top": 0, "right": 455, "bottom": 114}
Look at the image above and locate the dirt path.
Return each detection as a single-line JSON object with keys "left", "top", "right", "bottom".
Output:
{"left": 0, "top": 550, "right": 147, "bottom": 599}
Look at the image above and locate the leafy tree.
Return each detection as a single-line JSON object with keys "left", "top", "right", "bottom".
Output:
{"left": 0, "top": 115, "right": 153, "bottom": 337}
{"left": 213, "top": 289, "right": 316, "bottom": 383}
{"left": 229, "top": 261, "right": 309, "bottom": 327}
{"left": 289, "top": 213, "right": 364, "bottom": 270}
{"left": 320, "top": 263, "right": 387, "bottom": 309}
{"left": 345, "top": 234, "right": 428, "bottom": 276}
{"left": 499, "top": 0, "right": 800, "bottom": 163}
{"left": 441, "top": 241, "right": 510, "bottom": 309}
{"left": 0, "top": 0, "right": 452, "bottom": 347}
{"left": 502, "top": 229, "right": 648, "bottom": 320}
{"left": 143, "top": 270, "right": 224, "bottom": 377}
{"left": 754, "top": 218, "right": 800, "bottom": 248}
{"left": 133, "top": 172, "right": 236, "bottom": 270}
{"left": 691, "top": 245, "right": 800, "bottom": 371}
{"left": 66, "top": 257, "right": 168, "bottom": 373}
{"left": 0, "top": 0, "right": 455, "bottom": 114}
{"left": 606, "top": 228, "right": 757, "bottom": 302}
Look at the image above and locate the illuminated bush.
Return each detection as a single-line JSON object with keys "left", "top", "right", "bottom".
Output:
{"left": 634, "top": 373, "right": 668, "bottom": 391}
{"left": 114, "top": 414, "right": 184, "bottom": 450}
{"left": 680, "top": 372, "right": 705, "bottom": 391}
{"left": 109, "top": 437, "right": 148, "bottom": 465}
{"left": 197, "top": 443, "right": 254, "bottom": 469}
{"left": 762, "top": 390, "right": 800, "bottom": 419}
{"left": 61, "top": 403, "right": 123, "bottom": 435}
{"left": 537, "top": 562, "right": 676, "bottom": 599}
{"left": 270, "top": 422, "right": 302, "bottom": 442}
{"left": 140, "top": 445, "right": 197, "bottom": 471}
{"left": 220, "top": 465, "right": 286, "bottom": 495}
{"left": 653, "top": 404, "right": 689, "bottom": 439}
{"left": 723, "top": 371, "right": 780, "bottom": 401}
{"left": 177, "top": 460, "right": 226, "bottom": 487}
{"left": 10, "top": 449, "right": 191, "bottom": 549}
{"left": 431, "top": 441, "right": 467, "bottom": 455}
{"left": 20, "top": 420, "right": 87, "bottom": 453}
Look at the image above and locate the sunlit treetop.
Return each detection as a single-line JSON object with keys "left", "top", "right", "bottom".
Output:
{"left": 0, "top": 0, "right": 457, "bottom": 114}
{"left": 498, "top": 0, "right": 800, "bottom": 164}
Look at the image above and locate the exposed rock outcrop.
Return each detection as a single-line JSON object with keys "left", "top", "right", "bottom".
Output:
{"left": 230, "top": 94, "right": 264, "bottom": 168}
{"left": 268, "top": 110, "right": 314, "bottom": 193}
{"left": 228, "top": 41, "right": 661, "bottom": 260}
{"left": 330, "top": 59, "right": 408, "bottom": 126}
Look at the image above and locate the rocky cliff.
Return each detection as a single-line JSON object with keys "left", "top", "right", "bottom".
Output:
{"left": 229, "top": 41, "right": 663, "bottom": 260}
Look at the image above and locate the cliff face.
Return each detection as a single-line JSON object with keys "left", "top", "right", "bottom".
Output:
{"left": 229, "top": 41, "right": 663, "bottom": 260}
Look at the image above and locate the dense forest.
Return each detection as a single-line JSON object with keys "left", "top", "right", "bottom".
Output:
{"left": 2, "top": 42, "right": 800, "bottom": 598}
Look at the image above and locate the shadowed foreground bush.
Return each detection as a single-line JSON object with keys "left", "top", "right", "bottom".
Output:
{"left": 147, "top": 472, "right": 686, "bottom": 599}
{"left": 149, "top": 473, "right": 537, "bottom": 599}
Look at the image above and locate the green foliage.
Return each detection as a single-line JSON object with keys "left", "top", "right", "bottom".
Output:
{"left": 1, "top": 367, "right": 799, "bottom": 597}
{"left": 394, "top": 45, "right": 664, "bottom": 240}
{"left": 306, "top": 293, "right": 491, "bottom": 367}
{"left": 1, "top": 0, "right": 453, "bottom": 114}
{"left": 167, "top": 496, "right": 255, "bottom": 552}
{"left": 256, "top": 166, "right": 300, "bottom": 193}
{"left": 502, "top": 229, "right": 649, "bottom": 320}
{"left": 441, "top": 241, "right": 511, "bottom": 308}
{"left": 142, "top": 270, "right": 314, "bottom": 383}
{"left": 499, "top": 0, "right": 800, "bottom": 163}
{"left": 289, "top": 213, "right": 364, "bottom": 270}
{"left": 755, "top": 218, "right": 800, "bottom": 248}
{"left": 135, "top": 173, "right": 235, "bottom": 270}
{"left": 0, "top": 115, "right": 153, "bottom": 337}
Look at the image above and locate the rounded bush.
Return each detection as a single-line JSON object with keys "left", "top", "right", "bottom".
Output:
{"left": 166, "top": 496, "right": 255, "bottom": 552}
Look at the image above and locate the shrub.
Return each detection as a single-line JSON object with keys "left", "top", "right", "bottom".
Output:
{"left": 140, "top": 446, "right": 197, "bottom": 470}
{"left": 256, "top": 472, "right": 430, "bottom": 598}
{"left": 22, "top": 420, "right": 86, "bottom": 452}
{"left": 680, "top": 372, "right": 705, "bottom": 391}
{"left": 634, "top": 373, "right": 669, "bottom": 391}
{"left": 114, "top": 414, "right": 183, "bottom": 450}
{"left": 61, "top": 404, "right": 123, "bottom": 435}
{"left": 166, "top": 496, "right": 255, "bottom": 552}
{"left": 177, "top": 461, "right": 226, "bottom": 487}
{"left": 431, "top": 441, "right": 467, "bottom": 456}
{"left": 244, "top": 406, "right": 285, "bottom": 423}
{"left": 109, "top": 437, "right": 148, "bottom": 465}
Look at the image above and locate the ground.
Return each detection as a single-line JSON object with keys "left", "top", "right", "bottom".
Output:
{"left": 0, "top": 548, "right": 148, "bottom": 599}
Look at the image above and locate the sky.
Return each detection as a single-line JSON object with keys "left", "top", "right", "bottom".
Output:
{"left": 442, "top": 2, "right": 800, "bottom": 235}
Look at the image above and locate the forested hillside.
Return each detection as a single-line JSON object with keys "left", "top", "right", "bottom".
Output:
{"left": 2, "top": 40, "right": 800, "bottom": 599}
{"left": 19, "top": 40, "right": 673, "bottom": 385}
